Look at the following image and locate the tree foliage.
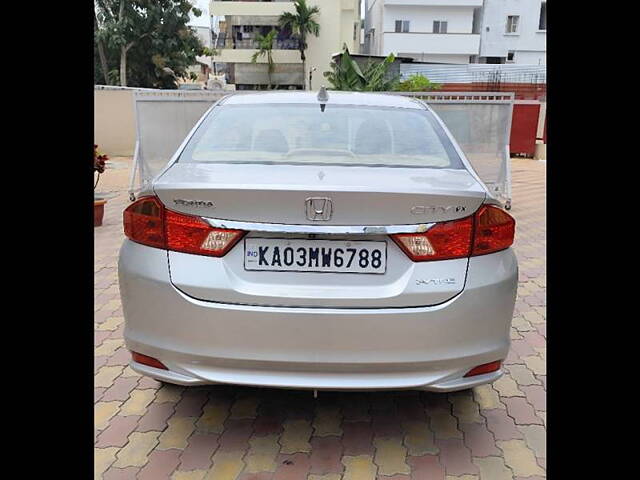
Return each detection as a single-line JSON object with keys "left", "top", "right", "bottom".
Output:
{"left": 278, "top": 0, "right": 320, "bottom": 89}
{"left": 395, "top": 73, "right": 441, "bottom": 92}
{"left": 94, "top": 0, "right": 207, "bottom": 88}
{"left": 251, "top": 29, "right": 278, "bottom": 89}
{"left": 323, "top": 45, "right": 399, "bottom": 92}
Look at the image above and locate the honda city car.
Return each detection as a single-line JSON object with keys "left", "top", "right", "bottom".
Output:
{"left": 118, "top": 90, "right": 517, "bottom": 392}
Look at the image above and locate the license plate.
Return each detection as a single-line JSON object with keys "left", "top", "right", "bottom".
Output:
{"left": 244, "top": 238, "right": 387, "bottom": 274}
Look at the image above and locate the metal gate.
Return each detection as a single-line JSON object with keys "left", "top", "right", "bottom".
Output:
{"left": 130, "top": 90, "right": 514, "bottom": 208}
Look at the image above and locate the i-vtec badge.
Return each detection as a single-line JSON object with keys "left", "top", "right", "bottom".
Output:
{"left": 173, "top": 199, "right": 215, "bottom": 208}
{"left": 410, "top": 205, "right": 466, "bottom": 215}
{"left": 416, "top": 278, "right": 456, "bottom": 286}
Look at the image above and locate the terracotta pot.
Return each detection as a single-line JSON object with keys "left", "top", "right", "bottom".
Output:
{"left": 94, "top": 199, "right": 107, "bottom": 227}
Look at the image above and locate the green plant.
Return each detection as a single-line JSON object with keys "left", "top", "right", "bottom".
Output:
{"left": 94, "top": 145, "right": 109, "bottom": 190}
{"left": 278, "top": 0, "right": 320, "bottom": 90}
{"left": 94, "top": 0, "right": 207, "bottom": 88}
{"left": 251, "top": 30, "right": 278, "bottom": 89}
{"left": 395, "top": 73, "right": 441, "bottom": 92}
{"left": 323, "top": 45, "right": 399, "bottom": 91}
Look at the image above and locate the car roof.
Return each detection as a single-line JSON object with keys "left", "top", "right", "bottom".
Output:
{"left": 221, "top": 91, "right": 425, "bottom": 109}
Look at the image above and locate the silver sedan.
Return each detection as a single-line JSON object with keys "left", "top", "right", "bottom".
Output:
{"left": 118, "top": 91, "right": 517, "bottom": 392}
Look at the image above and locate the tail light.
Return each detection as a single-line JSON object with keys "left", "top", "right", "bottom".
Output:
{"left": 391, "top": 204, "right": 514, "bottom": 261}
{"left": 471, "top": 205, "right": 516, "bottom": 256}
{"left": 123, "top": 196, "right": 245, "bottom": 257}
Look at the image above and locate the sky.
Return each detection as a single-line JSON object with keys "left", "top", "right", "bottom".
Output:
{"left": 188, "top": 0, "right": 366, "bottom": 27}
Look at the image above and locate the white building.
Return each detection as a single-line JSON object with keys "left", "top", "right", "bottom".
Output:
{"left": 476, "top": 0, "right": 546, "bottom": 64}
{"left": 210, "top": 0, "right": 361, "bottom": 90}
{"left": 364, "top": 0, "right": 484, "bottom": 64}
{"left": 364, "top": 0, "right": 546, "bottom": 65}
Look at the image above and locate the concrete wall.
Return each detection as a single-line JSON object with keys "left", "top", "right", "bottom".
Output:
{"left": 94, "top": 87, "right": 136, "bottom": 156}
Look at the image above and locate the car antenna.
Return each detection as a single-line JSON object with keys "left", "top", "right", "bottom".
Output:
{"left": 317, "top": 85, "right": 328, "bottom": 112}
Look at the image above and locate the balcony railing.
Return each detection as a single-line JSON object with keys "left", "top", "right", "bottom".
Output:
{"left": 214, "top": 37, "right": 300, "bottom": 50}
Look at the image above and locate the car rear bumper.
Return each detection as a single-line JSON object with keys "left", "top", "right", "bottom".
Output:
{"left": 118, "top": 240, "right": 517, "bottom": 392}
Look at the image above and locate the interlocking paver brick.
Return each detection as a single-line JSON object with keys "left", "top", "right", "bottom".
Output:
{"left": 472, "top": 385, "right": 504, "bottom": 411}
{"left": 175, "top": 390, "right": 210, "bottom": 418}
{"left": 158, "top": 417, "right": 198, "bottom": 450}
{"left": 95, "top": 365, "right": 125, "bottom": 388}
{"left": 179, "top": 433, "right": 219, "bottom": 471}
{"left": 279, "top": 419, "right": 313, "bottom": 454}
{"left": 101, "top": 376, "right": 140, "bottom": 402}
{"left": 517, "top": 425, "right": 546, "bottom": 460}
{"left": 138, "top": 448, "right": 182, "bottom": 480}
{"left": 498, "top": 439, "right": 545, "bottom": 477}
{"left": 342, "top": 421, "right": 375, "bottom": 456}
{"left": 493, "top": 375, "right": 525, "bottom": 398}
{"left": 95, "top": 447, "right": 120, "bottom": 479}
{"left": 102, "top": 467, "right": 140, "bottom": 480}
{"left": 473, "top": 456, "right": 513, "bottom": 480}
{"left": 96, "top": 415, "right": 141, "bottom": 448}
{"left": 204, "top": 451, "right": 245, "bottom": 480}
{"left": 505, "top": 365, "right": 540, "bottom": 387}
{"left": 502, "top": 397, "right": 543, "bottom": 425}
{"left": 522, "top": 356, "right": 546, "bottom": 376}
{"left": 230, "top": 395, "right": 261, "bottom": 419}
{"left": 435, "top": 438, "right": 478, "bottom": 477}
{"left": 430, "top": 410, "right": 463, "bottom": 439}
{"left": 482, "top": 409, "right": 522, "bottom": 441}
{"left": 459, "top": 422, "right": 500, "bottom": 458}
{"left": 244, "top": 433, "right": 280, "bottom": 473}
{"left": 95, "top": 159, "right": 546, "bottom": 479}
{"left": 273, "top": 452, "right": 311, "bottom": 480}
{"left": 407, "top": 454, "right": 445, "bottom": 479}
{"left": 218, "top": 418, "right": 255, "bottom": 452}
{"left": 373, "top": 437, "right": 410, "bottom": 476}
{"left": 137, "top": 402, "right": 176, "bottom": 432}
{"left": 520, "top": 385, "right": 546, "bottom": 412}
{"left": 449, "top": 392, "right": 483, "bottom": 424}
{"left": 96, "top": 401, "right": 123, "bottom": 431}
{"left": 172, "top": 471, "right": 207, "bottom": 480}
{"left": 402, "top": 420, "right": 438, "bottom": 456}
{"left": 120, "top": 389, "right": 156, "bottom": 416}
{"left": 342, "top": 455, "right": 377, "bottom": 480}
{"left": 197, "top": 400, "right": 232, "bottom": 434}
{"left": 309, "top": 436, "right": 343, "bottom": 474}
{"left": 113, "top": 431, "right": 161, "bottom": 468}
{"left": 313, "top": 404, "right": 343, "bottom": 437}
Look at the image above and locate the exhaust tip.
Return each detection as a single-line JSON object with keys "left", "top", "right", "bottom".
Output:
{"left": 464, "top": 360, "right": 502, "bottom": 378}
{"left": 131, "top": 351, "right": 168, "bottom": 370}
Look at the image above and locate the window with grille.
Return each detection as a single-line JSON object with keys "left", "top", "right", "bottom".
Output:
{"left": 506, "top": 15, "right": 519, "bottom": 33}
{"left": 395, "top": 20, "right": 410, "bottom": 33}
{"left": 433, "top": 21, "right": 448, "bottom": 34}
{"left": 539, "top": 2, "right": 547, "bottom": 30}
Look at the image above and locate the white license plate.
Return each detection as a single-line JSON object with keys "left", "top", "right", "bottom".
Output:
{"left": 244, "top": 238, "right": 387, "bottom": 274}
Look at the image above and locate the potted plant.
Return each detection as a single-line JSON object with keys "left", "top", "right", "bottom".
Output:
{"left": 94, "top": 145, "right": 108, "bottom": 227}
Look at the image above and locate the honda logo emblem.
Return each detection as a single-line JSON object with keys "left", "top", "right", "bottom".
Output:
{"left": 305, "top": 197, "right": 333, "bottom": 221}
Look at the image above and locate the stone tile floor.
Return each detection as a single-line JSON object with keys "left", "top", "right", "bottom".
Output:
{"left": 95, "top": 158, "right": 546, "bottom": 480}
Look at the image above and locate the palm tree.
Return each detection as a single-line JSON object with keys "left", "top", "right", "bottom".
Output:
{"left": 251, "top": 29, "right": 278, "bottom": 89}
{"left": 278, "top": 0, "right": 320, "bottom": 90}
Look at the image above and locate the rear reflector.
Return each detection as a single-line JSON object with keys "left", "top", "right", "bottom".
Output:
{"left": 131, "top": 351, "right": 168, "bottom": 370}
{"left": 123, "top": 196, "right": 246, "bottom": 257}
{"left": 464, "top": 360, "right": 502, "bottom": 377}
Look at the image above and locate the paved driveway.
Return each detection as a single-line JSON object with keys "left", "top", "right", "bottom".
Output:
{"left": 95, "top": 158, "right": 546, "bottom": 480}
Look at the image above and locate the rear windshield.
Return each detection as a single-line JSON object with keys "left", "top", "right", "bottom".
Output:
{"left": 179, "top": 103, "right": 464, "bottom": 169}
